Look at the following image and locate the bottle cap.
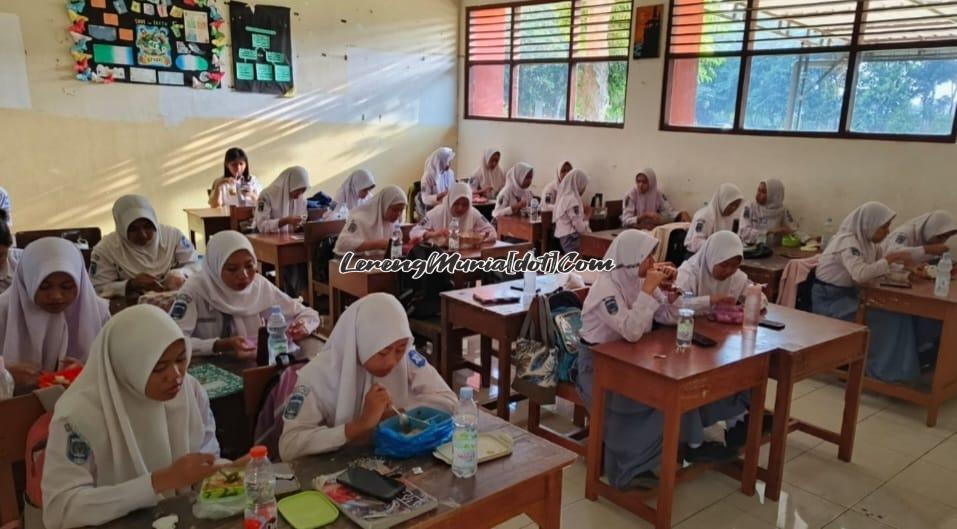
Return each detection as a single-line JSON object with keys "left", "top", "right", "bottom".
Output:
{"left": 250, "top": 445, "right": 268, "bottom": 458}
{"left": 459, "top": 387, "right": 474, "bottom": 400}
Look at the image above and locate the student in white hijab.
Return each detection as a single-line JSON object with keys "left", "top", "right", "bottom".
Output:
{"left": 621, "top": 169, "right": 689, "bottom": 230}
{"left": 173, "top": 231, "right": 322, "bottom": 359}
{"left": 419, "top": 147, "right": 456, "bottom": 210}
{"left": 279, "top": 293, "right": 456, "bottom": 460}
{"left": 684, "top": 183, "right": 745, "bottom": 253}
{"left": 0, "top": 238, "right": 110, "bottom": 388}
{"left": 812, "top": 202, "right": 929, "bottom": 383}
{"left": 469, "top": 149, "right": 505, "bottom": 199}
{"left": 90, "top": 195, "right": 200, "bottom": 298}
{"left": 254, "top": 166, "right": 311, "bottom": 234}
{"left": 335, "top": 186, "right": 408, "bottom": 257}
{"left": 676, "top": 230, "right": 766, "bottom": 312}
{"left": 334, "top": 169, "right": 377, "bottom": 211}
{"left": 409, "top": 182, "right": 497, "bottom": 243}
{"left": 0, "top": 210, "right": 21, "bottom": 294}
{"left": 553, "top": 168, "right": 592, "bottom": 252}
{"left": 882, "top": 210, "right": 957, "bottom": 264}
{"left": 739, "top": 179, "right": 807, "bottom": 245}
{"left": 42, "top": 305, "right": 220, "bottom": 529}
{"left": 541, "top": 161, "right": 572, "bottom": 213}
{"left": 492, "top": 162, "right": 535, "bottom": 219}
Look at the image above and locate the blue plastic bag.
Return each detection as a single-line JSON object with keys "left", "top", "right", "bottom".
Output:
{"left": 374, "top": 407, "right": 453, "bottom": 459}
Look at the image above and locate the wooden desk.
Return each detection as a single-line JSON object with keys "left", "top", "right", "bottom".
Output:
{"left": 328, "top": 261, "right": 398, "bottom": 324}
{"left": 496, "top": 214, "right": 547, "bottom": 255}
{"left": 741, "top": 247, "right": 818, "bottom": 301}
{"left": 580, "top": 229, "right": 626, "bottom": 259}
{"left": 586, "top": 323, "right": 770, "bottom": 528}
{"left": 185, "top": 207, "right": 231, "bottom": 248}
{"left": 440, "top": 276, "right": 564, "bottom": 420}
{"left": 856, "top": 280, "right": 957, "bottom": 427}
{"left": 246, "top": 233, "right": 308, "bottom": 290}
{"left": 96, "top": 412, "right": 576, "bottom": 529}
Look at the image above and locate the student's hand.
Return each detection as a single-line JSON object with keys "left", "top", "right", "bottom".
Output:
{"left": 287, "top": 320, "right": 310, "bottom": 342}
{"left": 885, "top": 251, "right": 912, "bottom": 266}
{"left": 710, "top": 295, "right": 738, "bottom": 306}
{"left": 436, "top": 191, "right": 449, "bottom": 202}
{"left": 214, "top": 336, "right": 257, "bottom": 360}
{"left": 376, "top": 238, "right": 392, "bottom": 250}
{"left": 925, "top": 243, "right": 950, "bottom": 256}
{"left": 282, "top": 215, "right": 304, "bottom": 229}
{"left": 639, "top": 212, "right": 660, "bottom": 225}
{"left": 8, "top": 363, "right": 40, "bottom": 387}
{"left": 129, "top": 274, "right": 166, "bottom": 293}
{"left": 58, "top": 357, "right": 84, "bottom": 370}
{"left": 427, "top": 229, "right": 450, "bottom": 241}
{"left": 666, "top": 290, "right": 682, "bottom": 304}
{"left": 359, "top": 384, "right": 392, "bottom": 429}
{"left": 642, "top": 269, "right": 668, "bottom": 295}
{"left": 151, "top": 453, "right": 218, "bottom": 493}
{"left": 163, "top": 274, "right": 186, "bottom": 291}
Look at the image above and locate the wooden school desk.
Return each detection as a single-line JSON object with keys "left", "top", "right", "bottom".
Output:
{"left": 96, "top": 412, "right": 577, "bottom": 529}
{"left": 184, "top": 207, "right": 231, "bottom": 248}
{"left": 741, "top": 247, "right": 818, "bottom": 301}
{"left": 580, "top": 228, "right": 626, "bottom": 258}
{"left": 586, "top": 322, "right": 770, "bottom": 529}
{"left": 856, "top": 279, "right": 957, "bottom": 427}
{"left": 246, "top": 233, "right": 308, "bottom": 290}
{"left": 496, "top": 214, "right": 548, "bottom": 255}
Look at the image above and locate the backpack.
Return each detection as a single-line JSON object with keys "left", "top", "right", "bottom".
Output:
{"left": 548, "top": 290, "right": 584, "bottom": 384}
{"left": 25, "top": 386, "right": 66, "bottom": 510}
{"left": 664, "top": 228, "right": 689, "bottom": 267}
{"left": 396, "top": 243, "right": 454, "bottom": 319}
{"left": 312, "top": 235, "right": 338, "bottom": 283}
{"left": 252, "top": 356, "right": 307, "bottom": 460}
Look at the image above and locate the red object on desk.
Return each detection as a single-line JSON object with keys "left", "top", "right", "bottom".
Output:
{"left": 37, "top": 365, "right": 83, "bottom": 389}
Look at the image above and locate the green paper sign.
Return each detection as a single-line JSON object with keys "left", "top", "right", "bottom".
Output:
{"left": 256, "top": 63, "right": 273, "bottom": 81}
{"left": 251, "top": 33, "right": 270, "bottom": 49}
{"left": 238, "top": 48, "right": 257, "bottom": 60}
{"left": 236, "top": 63, "right": 255, "bottom": 81}
{"left": 274, "top": 64, "right": 291, "bottom": 82}
{"left": 266, "top": 51, "right": 284, "bottom": 64}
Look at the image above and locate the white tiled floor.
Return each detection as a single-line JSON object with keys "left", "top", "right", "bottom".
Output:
{"left": 449, "top": 340, "right": 957, "bottom": 529}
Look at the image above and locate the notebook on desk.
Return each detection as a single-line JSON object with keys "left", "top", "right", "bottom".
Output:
{"left": 472, "top": 284, "right": 521, "bottom": 305}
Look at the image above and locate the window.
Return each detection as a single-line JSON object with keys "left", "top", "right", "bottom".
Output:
{"left": 466, "top": 0, "right": 634, "bottom": 127}
{"left": 662, "top": 0, "right": 957, "bottom": 141}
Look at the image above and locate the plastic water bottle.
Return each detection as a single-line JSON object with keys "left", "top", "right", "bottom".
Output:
{"left": 389, "top": 226, "right": 403, "bottom": 258}
{"left": 266, "top": 306, "right": 288, "bottom": 365}
{"left": 821, "top": 217, "right": 835, "bottom": 249}
{"left": 743, "top": 283, "right": 763, "bottom": 330}
{"left": 757, "top": 217, "right": 768, "bottom": 246}
{"left": 676, "top": 292, "right": 695, "bottom": 351}
{"left": 0, "top": 358, "right": 14, "bottom": 401}
{"left": 452, "top": 387, "right": 479, "bottom": 478}
{"left": 935, "top": 252, "right": 952, "bottom": 298}
{"left": 244, "top": 445, "right": 277, "bottom": 529}
{"left": 448, "top": 216, "right": 461, "bottom": 251}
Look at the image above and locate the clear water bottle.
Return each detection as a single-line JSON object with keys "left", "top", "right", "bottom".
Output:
{"left": 743, "top": 283, "right": 763, "bottom": 330}
{"left": 452, "top": 387, "right": 478, "bottom": 478}
{"left": 0, "top": 358, "right": 14, "bottom": 400}
{"left": 389, "top": 226, "right": 403, "bottom": 258}
{"left": 529, "top": 198, "right": 541, "bottom": 223}
{"left": 244, "top": 445, "right": 277, "bottom": 529}
{"left": 448, "top": 216, "right": 461, "bottom": 251}
{"left": 935, "top": 252, "right": 952, "bottom": 298}
{"left": 266, "top": 306, "right": 288, "bottom": 365}
{"left": 821, "top": 217, "right": 835, "bottom": 249}
{"left": 676, "top": 291, "right": 695, "bottom": 351}
{"left": 757, "top": 217, "right": 768, "bottom": 246}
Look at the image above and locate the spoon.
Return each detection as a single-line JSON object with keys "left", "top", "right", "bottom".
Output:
{"left": 392, "top": 405, "right": 411, "bottom": 433}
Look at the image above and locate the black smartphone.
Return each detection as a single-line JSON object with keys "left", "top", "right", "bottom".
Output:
{"left": 759, "top": 318, "right": 786, "bottom": 331}
{"left": 337, "top": 467, "right": 405, "bottom": 502}
{"left": 692, "top": 332, "right": 717, "bottom": 347}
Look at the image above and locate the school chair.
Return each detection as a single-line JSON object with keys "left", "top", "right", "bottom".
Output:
{"left": 0, "top": 393, "right": 44, "bottom": 525}
{"left": 14, "top": 228, "right": 102, "bottom": 269}
{"left": 304, "top": 219, "right": 346, "bottom": 314}
{"left": 228, "top": 206, "right": 255, "bottom": 233}
{"left": 605, "top": 200, "right": 623, "bottom": 230}
{"left": 407, "top": 182, "right": 423, "bottom": 224}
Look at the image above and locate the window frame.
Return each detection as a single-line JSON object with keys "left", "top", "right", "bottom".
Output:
{"left": 659, "top": 0, "right": 957, "bottom": 143}
{"left": 465, "top": 0, "right": 635, "bottom": 128}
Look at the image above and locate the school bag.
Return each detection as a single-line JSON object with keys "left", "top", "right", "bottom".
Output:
{"left": 312, "top": 235, "right": 338, "bottom": 283}
{"left": 24, "top": 386, "right": 66, "bottom": 516}
{"left": 511, "top": 294, "right": 557, "bottom": 405}
{"left": 252, "top": 355, "right": 307, "bottom": 460}
{"left": 395, "top": 243, "right": 454, "bottom": 319}
{"left": 548, "top": 290, "right": 584, "bottom": 384}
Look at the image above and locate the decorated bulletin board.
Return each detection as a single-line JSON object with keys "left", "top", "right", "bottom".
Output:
{"left": 66, "top": 0, "right": 227, "bottom": 88}
{"left": 228, "top": 2, "right": 294, "bottom": 95}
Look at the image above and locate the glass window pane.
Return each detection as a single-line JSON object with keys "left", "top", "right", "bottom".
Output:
{"left": 743, "top": 53, "right": 848, "bottom": 132}
{"left": 669, "top": 0, "right": 746, "bottom": 54}
{"left": 750, "top": 0, "right": 855, "bottom": 50}
{"left": 468, "top": 64, "right": 510, "bottom": 118}
{"left": 513, "top": 63, "right": 569, "bottom": 120}
{"left": 850, "top": 48, "right": 957, "bottom": 136}
{"left": 572, "top": 61, "right": 627, "bottom": 123}
{"left": 665, "top": 56, "right": 741, "bottom": 128}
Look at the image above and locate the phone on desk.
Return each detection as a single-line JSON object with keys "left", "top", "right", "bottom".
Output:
{"left": 758, "top": 318, "right": 786, "bottom": 331}
{"left": 692, "top": 332, "right": 717, "bottom": 347}
{"left": 337, "top": 467, "right": 405, "bottom": 502}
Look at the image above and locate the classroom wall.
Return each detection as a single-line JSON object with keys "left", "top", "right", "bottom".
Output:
{"left": 0, "top": 0, "right": 458, "bottom": 238}
{"left": 457, "top": 0, "right": 957, "bottom": 234}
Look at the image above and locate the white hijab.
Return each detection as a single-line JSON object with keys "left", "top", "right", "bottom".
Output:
{"left": 627, "top": 168, "right": 666, "bottom": 216}
{"left": 825, "top": 202, "right": 896, "bottom": 263}
{"left": 97, "top": 195, "right": 181, "bottom": 278}
{"left": 678, "top": 230, "right": 749, "bottom": 297}
{"left": 890, "top": 211, "right": 957, "bottom": 247}
{"left": 585, "top": 230, "right": 659, "bottom": 312}
{"left": 471, "top": 149, "right": 505, "bottom": 193}
{"left": 422, "top": 147, "right": 456, "bottom": 190}
{"left": 705, "top": 183, "right": 745, "bottom": 232}
{"left": 334, "top": 169, "right": 377, "bottom": 211}
{"left": 345, "top": 185, "right": 407, "bottom": 244}
{"left": 261, "top": 166, "right": 310, "bottom": 219}
{"left": 179, "top": 231, "right": 279, "bottom": 328}
{"left": 52, "top": 305, "right": 206, "bottom": 488}
{"left": 554, "top": 168, "right": 589, "bottom": 220}
{"left": 0, "top": 238, "right": 110, "bottom": 371}
{"left": 296, "top": 293, "right": 413, "bottom": 426}
{"left": 750, "top": 179, "right": 786, "bottom": 226}
{"left": 496, "top": 162, "right": 533, "bottom": 205}
{"left": 425, "top": 182, "right": 484, "bottom": 232}
{"left": 0, "top": 248, "right": 21, "bottom": 294}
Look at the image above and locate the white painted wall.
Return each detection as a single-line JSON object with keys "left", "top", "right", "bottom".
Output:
{"left": 0, "top": 0, "right": 458, "bottom": 235}
{"left": 457, "top": 0, "right": 957, "bottom": 234}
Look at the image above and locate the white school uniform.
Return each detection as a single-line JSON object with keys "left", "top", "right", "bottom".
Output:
{"left": 255, "top": 166, "right": 310, "bottom": 234}
{"left": 0, "top": 247, "right": 22, "bottom": 294}
{"left": 420, "top": 147, "right": 456, "bottom": 208}
{"left": 208, "top": 174, "right": 262, "bottom": 208}
{"left": 172, "top": 231, "right": 321, "bottom": 357}
{"left": 91, "top": 195, "right": 200, "bottom": 298}
{"left": 816, "top": 202, "right": 896, "bottom": 287}
{"left": 279, "top": 293, "right": 456, "bottom": 460}
{"left": 334, "top": 169, "right": 377, "bottom": 211}
{"left": 621, "top": 169, "right": 679, "bottom": 228}
{"left": 42, "top": 305, "right": 219, "bottom": 529}
{"left": 540, "top": 162, "right": 570, "bottom": 213}
{"left": 492, "top": 163, "right": 535, "bottom": 219}
{"left": 676, "top": 230, "right": 767, "bottom": 312}
{"left": 684, "top": 184, "right": 744, "bottom": 253}
{"left": 334, "top": 186, "right": 407, "bottom": 257}
{"left": 882, "top": 211, "right": 957, "bottom": 264}
{"left": 469, "top": 148, "right": 506, "bottom": 200}
{"left": 553, "top": 169, "right": 591, "bottom": 239}
{"left": 409, "top": 183, "right": 497, "bottom": 241}
{"left": 738, "top": 179, "right": 804, "bottom": 244}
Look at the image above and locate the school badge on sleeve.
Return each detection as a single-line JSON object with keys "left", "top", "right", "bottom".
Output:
{"left": 408, "top": 349, "right": 427, "bottom": 368}
{"left": 283, "top": 386, "right": 310, "bottom": 420}
{"left": 602, "top": 296, "right": 619, "bottom": 315}
{"left": 65, "top": 427, "right": 91, "bottom": 465}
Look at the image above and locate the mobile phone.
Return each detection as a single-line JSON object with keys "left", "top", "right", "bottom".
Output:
{"left": 337, "top": 467, "right": 405, "bottom": 502}
{"left": 692, "top": 332, "right": 717, "bottom": 347}
{"left": 758, "top": 318, "right": 786, "bottom": 331}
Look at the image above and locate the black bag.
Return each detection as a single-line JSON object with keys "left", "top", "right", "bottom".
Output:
{"left": 664, "top": 228, "right": 688, "bottom": 266}
{"left": 397, "top": 243, "right": 454, "bottom": 319}
{"left": 312, "top": 235, "right": 338, "bottom": 283}
{"left": 795, "top": 268, "right": 816, "bottom": 313}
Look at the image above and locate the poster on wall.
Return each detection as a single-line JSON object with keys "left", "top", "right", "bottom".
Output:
{"left": 228, "top": 1, "right": 294, "bottom": 96}
{"left": 632, "top": 4, "right": 663, "bottom": 60}
{"left": 66, "top": 0, "right": 227, "bottom": 88}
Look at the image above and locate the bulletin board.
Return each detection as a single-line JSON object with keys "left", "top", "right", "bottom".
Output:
{"left": 66, "top": 0, "right": 227, "bottom": 88}
{"left": 228, "top": 1, "right": 294, "bottom": 95}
